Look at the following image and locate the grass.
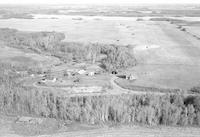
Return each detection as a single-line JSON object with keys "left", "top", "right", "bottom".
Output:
{"left": 115, "top": 78, "right": 181, "bottom": 93}
{"left": 2, "top": 114, "right": 200, "bottom": 137}
{"left": 50, "top": 125, "right": 200, "bottom": 137}
{"left": 65, "top": 74, "right": 112, "bottom": 88}
{"left": 12, "top": 118, "right": 60, "bottom": 136}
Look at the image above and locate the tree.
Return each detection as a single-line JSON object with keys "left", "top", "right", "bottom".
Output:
{"left": 101, "top": 45, "right": 136, "bottom": 71}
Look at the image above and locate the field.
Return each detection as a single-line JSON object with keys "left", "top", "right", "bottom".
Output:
{"left": 41, "top": 126, "right": 200, "bottom": 137}
{"left": 1, "top": 114, "right": 200, "bottom": 137}
{"left": 130, "top": 21, "right": 200, "bottom": 89}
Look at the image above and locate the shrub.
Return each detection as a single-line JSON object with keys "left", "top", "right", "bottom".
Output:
{"left": 101, "top": 45, "right": 136, "bottom": 71}
{"left": 190, "top": 87, "right": 200, "bottom": 94}
{"left": 187, "top": 104, "right": 195, "bottom": 125}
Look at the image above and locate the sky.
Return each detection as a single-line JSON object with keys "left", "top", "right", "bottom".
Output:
{"left": 0, "top": 0, "right": 200, "bottom": 5}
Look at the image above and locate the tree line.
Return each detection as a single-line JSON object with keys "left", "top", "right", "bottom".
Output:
{"left": 1, "top": 63, "right": 200, "bottom": 126}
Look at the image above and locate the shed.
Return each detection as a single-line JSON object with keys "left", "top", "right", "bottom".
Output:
{"left": 88, "top": 71, "right": 95, "bottom": 76}
{"left": 78, "top": 69, "right": 86, "bottom": 75}
{"left": 126, "top": 74, "right": 137, "bottom": 81}
{"left": 52, "top": 78, "right": 57, "bottom": 83}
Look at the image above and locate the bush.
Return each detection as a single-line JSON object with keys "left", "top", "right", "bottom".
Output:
{"left": 101, "top": 45, "right": 136, "bottom": 71}
{"left": 190, "top": 87, "right": 200, "bottom": 94}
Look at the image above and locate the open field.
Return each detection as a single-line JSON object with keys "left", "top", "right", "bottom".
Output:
{"left": 39, "top": 126, "right": 200, "bottom": 137}
{"left": 1, "top": 114, "right": 200, "bottom": 137}
{"left": 131, "top": 21, "right": 200, "bottom": 89}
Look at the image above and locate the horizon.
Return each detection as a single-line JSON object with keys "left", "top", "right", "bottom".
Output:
{"left": 1, "top": 0, "right": 200, "bottom": 5}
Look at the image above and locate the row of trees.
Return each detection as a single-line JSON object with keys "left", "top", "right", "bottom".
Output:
{"left": 1, "top": 64, "right": 200, "bottom": 126}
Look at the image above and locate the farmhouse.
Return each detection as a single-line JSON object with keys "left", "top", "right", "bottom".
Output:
{"left": 78, "top": 69, "right": 86, "bottom": 75}
{"left": 86, "top": 64, "right": 104, "bottom": 75}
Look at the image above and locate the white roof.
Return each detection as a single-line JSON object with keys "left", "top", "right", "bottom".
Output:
{"left": 78, "top": 69, "right": 86, "bottom": 74}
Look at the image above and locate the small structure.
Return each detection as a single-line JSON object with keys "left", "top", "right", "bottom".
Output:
{"left": 73, "top": 78, "right": 80, "bottom": 83}
{"left": 78, "top": 69, "right": 86, "bottom": 75}
{"left": 72, "top": 17, "right": 83, "bottom": 20}
{"left": 18, "top": 71, "right": 28, "bottom": 76}
{"left": 86, "top": 64, "right": 104, "bottom": 75}
{"left": 64, "top": 71, "right": 72, "bottom": 77}
{"left": 112, "top": 71, "right": 118, "bottom": 75}
{"left": 16, "top": 71, "right": 20, "bottom": 74}
{"left": 137, "top": 18, "right": 144, "bottom": 21}
{"left": 40, "top": 77, "right": 58, "bottom": 83}
{"left": 52, "top": 77, "right": 57, "bottom": 83}
{"left": 16, "top": 116, "right": 43, "bottom": 125}
{"left": 88, "top": 71, "right": 95, "bottom": 76}
{"left": 41, "top": 78, "right": 47, "bottom": 83}
{"left": 126, "top": 74, "right": 137, "bottom": 81}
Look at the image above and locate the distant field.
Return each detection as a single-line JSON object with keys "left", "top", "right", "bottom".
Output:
{"left": 0, "top": 15, "right": 138, "bottom": 45}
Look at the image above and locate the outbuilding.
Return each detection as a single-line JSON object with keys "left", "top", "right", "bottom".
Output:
{"left": 88, "top": 71, "right": 95, "bottom": 76}
{"left": 126, "top": 74, "right": 137, "bottom": 81}
{"left": 78, "top": 69, "right": 86, "bottom": 75}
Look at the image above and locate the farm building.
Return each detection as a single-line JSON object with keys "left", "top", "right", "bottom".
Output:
{"left": 40, "top": 77, "right": 58, "bottom": 83}
{"left": 87, "top": 71, "right": 95, "bottom": 76}
{"left": 126, "top": 74, "right": 137, "bottom": 80}
{"left": 86, "top": 64, "right": 104, "bottom": 75}
{"left": 78, "top": 69, "right": 87, "bottom": 75}
{"left": 117, "top": 72, "right": 137, "bottom": 81}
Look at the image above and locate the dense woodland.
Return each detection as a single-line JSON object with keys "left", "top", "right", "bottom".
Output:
{"left": 0, "top": 28, "right": 136, "bottom": 71}
{"left": 0, "top": 63, "right": 200, "bottom": 126}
